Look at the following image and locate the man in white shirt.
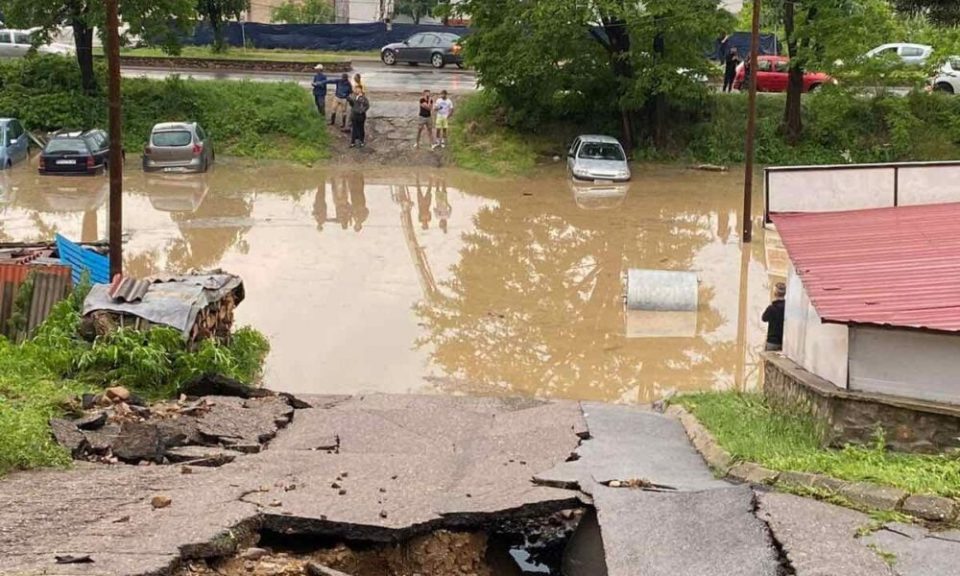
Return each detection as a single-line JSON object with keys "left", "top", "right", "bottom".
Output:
{"left": 432, "top": 90, "right": 454, "bottom": 149}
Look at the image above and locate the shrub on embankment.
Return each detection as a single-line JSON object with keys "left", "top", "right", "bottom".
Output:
{"left": 0, "top": 55, "right": 328, "bottom": 164}
{"left": 452, "top": 88, "right": 960, "bottom": 174}
{"left": 0, "top": 281, "right": 270, "bottom": 476}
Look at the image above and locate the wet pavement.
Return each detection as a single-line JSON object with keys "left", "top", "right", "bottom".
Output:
{"left": 121, "top": 61, "right": 478, "bottom": 94}
{"left": 0, "top": 160, "right": 778, "bottom": 402}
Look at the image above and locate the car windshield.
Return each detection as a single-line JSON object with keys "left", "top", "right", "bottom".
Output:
{"left": 578, "top": 142, "right": 625, "bottom": 161}
{"left": 45, "top": 139, "right": 88, "bottom": 154}
{"left": 152, "top": 131, "right": 192, "bottom": 147}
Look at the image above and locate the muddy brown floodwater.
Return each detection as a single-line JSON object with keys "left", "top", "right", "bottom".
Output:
{"left": 0, "top": 159, "right": 783, "bottom": 403}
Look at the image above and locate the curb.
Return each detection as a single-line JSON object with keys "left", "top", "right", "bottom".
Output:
{"left": 666, "top": 405, "right": 959, "bottom": 524}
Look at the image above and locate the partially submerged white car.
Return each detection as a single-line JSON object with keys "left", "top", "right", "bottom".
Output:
{"left": 930, "top": 56, "right": 960, "bottom": 94}
{"left": 567, "top": 135, "right": 631, "bottom": 182}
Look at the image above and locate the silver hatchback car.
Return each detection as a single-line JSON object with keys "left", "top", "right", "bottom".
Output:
{"left": 567, "top": 135, "right": 631, "bottom": 182}
{"left": 142, "top": 122, "right": 214, "bottom": 173}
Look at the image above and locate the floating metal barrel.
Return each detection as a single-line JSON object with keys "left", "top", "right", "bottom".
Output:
{"left": 625, "top": 269, "right": 698, "bottom": 312}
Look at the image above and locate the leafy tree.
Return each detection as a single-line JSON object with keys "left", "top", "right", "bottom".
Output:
{"left": 270, "top": 0, "right": 334, "bottom": 24}
{"left": 197, "top": 0, "right": 248, "bottom": 53}
{"left": 457, "top": 0, "right": 732, "bottom": 150}
{"left": 0, "top": 0, "right": 193, "bottom": 93}
{"left": 395, "top": 0, "right": 439, "bottom": 24}
{"left": 895, "top": 0, "right": 960, "bottom": 26}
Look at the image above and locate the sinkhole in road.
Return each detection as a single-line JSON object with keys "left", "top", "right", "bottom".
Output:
{"left": 179, "top": 508, "right": 589, "bottom": 576}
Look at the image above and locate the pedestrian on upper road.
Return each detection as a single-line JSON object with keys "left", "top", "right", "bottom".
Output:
{"left": 332, "top": 73, "right": 352, "bottom": 129}
{"left": 723, "top": 47, "right": 740, "bottom": 93}
{"left": 762, "top": 282, "right": 786, "bottom": 351}
{"left": 311, "top": 64, "right": 331, "bottom": 117}
{"left": 350, "top": 89, "right": 370, "bottom": 148}
{"left": 416, "top": 89, "right": 434, "bottom": 149}
{"left": 432, "top": 90, "right": 454, "bottom": 149}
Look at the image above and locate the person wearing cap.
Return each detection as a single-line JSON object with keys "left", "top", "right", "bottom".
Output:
{"left": 762, "top": 283, "right": 787, "bottom": 351}
{"left": 311, "top": 64, "right": 331, "bottom": 117}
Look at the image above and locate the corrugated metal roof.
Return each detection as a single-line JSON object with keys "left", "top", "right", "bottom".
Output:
{"left": 771, "top": 202, "right": 960, "bottom": 333}
{"left": 108, "top": 276, "right": 152, "bottom": 303}
{"left": 56, "top": 234, "right": 110, "bottom": 284}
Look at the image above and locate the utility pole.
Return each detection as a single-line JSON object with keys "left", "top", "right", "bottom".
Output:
{"left": 106, "top": 0, "right": 123, "bottom": 278}
{"left": 742, "top": 0, "right": 761, "bottom": 243}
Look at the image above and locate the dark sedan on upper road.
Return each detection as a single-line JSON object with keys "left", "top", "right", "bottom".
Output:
{"left": 381, "top": 32, "right": 464, "bottom": 69}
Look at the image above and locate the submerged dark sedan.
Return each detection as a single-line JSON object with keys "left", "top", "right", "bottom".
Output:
{"left": 39, "top": 129, "right": 111, "bottom": 176}
{"left": 381, "top": 32, "right": 463, "bottom": 69}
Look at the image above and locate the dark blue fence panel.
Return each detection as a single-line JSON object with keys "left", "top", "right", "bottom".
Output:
{"left": 186, "top": 22, "right": 471, "bottom": 52}
{"left": 710, "top": 32, "right": 780, "bottom": 61}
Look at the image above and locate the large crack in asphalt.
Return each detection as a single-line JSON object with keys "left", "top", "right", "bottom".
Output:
{"left": 751, "top": 491, "right": 799, "bottom": 576}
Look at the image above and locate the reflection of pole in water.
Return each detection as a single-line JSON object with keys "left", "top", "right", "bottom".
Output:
{"left": 395, "top": 184, "right": 441, "bottom": 302}
{"left": 735, "top": 235, "right": 751, "bottom": 391}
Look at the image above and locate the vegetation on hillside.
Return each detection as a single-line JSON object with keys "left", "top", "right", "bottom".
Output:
{"left": 0, "top": 280, "right": 270, "bottom": 477}
{"left": 0, "top": 56, "right": 329, "bottom": 164}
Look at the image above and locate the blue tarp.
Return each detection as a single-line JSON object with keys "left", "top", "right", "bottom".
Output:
{"left": 185, "top": 22, "right": 470, "bottom": 52}
{"left": 711, "top": 32, "right": 779, "bottom": 61}
{"left": 56, "top": 234, "right": 110, "bottom": 285}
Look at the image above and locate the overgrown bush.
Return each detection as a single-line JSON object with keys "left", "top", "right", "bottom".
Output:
{"left": 0, "top": 285, "right": 270, "bottom": 476}
{"left": 0, "top": 55, "right": 329, "bottom": 164}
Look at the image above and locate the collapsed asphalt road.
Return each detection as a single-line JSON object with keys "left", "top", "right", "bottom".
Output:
{"left": 2, "top": 393, "right": 946, "bottom": 576}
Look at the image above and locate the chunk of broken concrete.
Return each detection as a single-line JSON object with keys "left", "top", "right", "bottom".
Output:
{"left": 73, "top": 411, "right": 107, "bottom": 431}
{"left": 49, "top": 419, "right": 87, "bottom": 457}
{"left": 112, "top": 422, "right": 165, "bottom": 463}
{"left": 239, "top": 547, "right": 268, "bottom": 560}
{"left": 306, "top": 562, "right": 353, "bottom": 576}
{"left": 104, "top": 386, "right": 131, "bottom": 402}
{"left": 165, "top": 445, "right": 237, "bottom": 467}
{"left": 179, "top": 373, "right": 261, "bottom": 399}
{"left": 151, "top": 495, "right": 172, "bottom": 509}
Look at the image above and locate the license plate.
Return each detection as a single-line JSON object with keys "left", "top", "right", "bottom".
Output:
{"left": 593, "top": 178, "right": 612, "bottom": 184}
{"left": 55, "top": 159, "right": 76, "bottom": 165}
{"left": 164, "top": 167, "right": 186, "bottom": 173}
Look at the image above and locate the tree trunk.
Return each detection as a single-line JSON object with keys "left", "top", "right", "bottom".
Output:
{"left": 73, "top": 20, "right": 96, "bottom": 94}
{"left": 782, "top": 1, "right": 802, "bottom": 143}
{"left": 210, "top": 9, "right": 226, "bottom": 53}
{"left": 651, "top": 25, "right": 666, "bottom": 148}
{"left": 603, "top": 19, "right": 634, "bottom": 151}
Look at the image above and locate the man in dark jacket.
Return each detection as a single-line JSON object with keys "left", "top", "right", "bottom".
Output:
{"left": 349, "top": 89, "right": 370, "bottom": 148}
{"left": 332, "top": 73, "right": 352, "bottom": 129}
{"left": 311, "top": 64, "right": 331, "bottom": 117}
{"left": 762, "top": 282, "right": 786, "bottom": 351}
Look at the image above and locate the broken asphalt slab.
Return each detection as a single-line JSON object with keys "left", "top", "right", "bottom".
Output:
{"left": 0, "top": 394, "right": 584, "bottom": 575}
{"left": 863, "top": 522, "right": 960, "bottom": 576}
{"left": 757, "top": 491, "right": 897, "bottom": 576}
{"left": 534, "top": 402, "right": 725, "bottom": 493}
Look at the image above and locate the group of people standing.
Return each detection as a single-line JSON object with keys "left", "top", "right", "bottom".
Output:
{"left": 415, "top": 89, "right": 455, "bottom": 150}
{"left": 311, "top": 64, "right": 370, "bottom": 148}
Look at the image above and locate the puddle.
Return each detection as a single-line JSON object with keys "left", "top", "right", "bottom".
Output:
{"left": 177, "top": 510, "right": 584, "bottom": 576}
{"left": 0, "top": 160, "right": 776, "bottom": 402}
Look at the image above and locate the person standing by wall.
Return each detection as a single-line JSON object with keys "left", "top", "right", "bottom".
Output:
{"left": 311, "top": 64, "right": 331, "bottom": 117}
{"left": 332, "top": 73, "right": 352, "bottom": 129}
{"left": 432, "top": 90, "right": 454, "bottom": 149}
{"left": 350, "top": 89, "right": 370, "bottom": 148}
{"left": 723, "top": 47, "right": 740, "bottom": 93}
{"left": 762, "top": 282, "right": 787, "bottom": 351}
{"left": 416, "top": 89, "right": 434, "bottom": 149}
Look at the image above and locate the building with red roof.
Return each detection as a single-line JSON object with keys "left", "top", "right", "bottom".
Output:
{"left": 771, "top": 202, "right": 960, "bottom": 405}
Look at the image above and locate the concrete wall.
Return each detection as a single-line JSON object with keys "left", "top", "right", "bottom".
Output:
{"left": 849, "top": 327, "right": 960, "bottom": 405}
{"left": 764, "top": 162, "right": 960, "bottom": 222}
{"left": 783, "top": 264, "right": 849, "bottom": 388}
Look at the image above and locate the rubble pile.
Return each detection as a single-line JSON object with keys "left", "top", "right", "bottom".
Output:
{"left": 49, "top": 381, "right": 303, "bottom": 466}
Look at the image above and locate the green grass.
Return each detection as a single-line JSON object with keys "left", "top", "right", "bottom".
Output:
{"left": 97, "top": 45, "right": 378, "bottom": 62}
{"left": 0, "top": 55, "right": 330, "bottom": 164}
{"left": 0, "top": 279, "right": 270, "bottom": 477}
{"left": 675, "top": 392, "right": 960, "bottom": 499}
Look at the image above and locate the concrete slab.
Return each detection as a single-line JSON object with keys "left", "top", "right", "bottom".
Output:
{"left": 757, "top": 491, "right": 896, "bottom": 576}
{"left": 863, "top": 523, "right": 960, "bottom": 576}
{"left": 593, "top": 485, "right": 779, "bottom": 576}
{"left": 535, "top": 402, "right": 726, "bottom": 493}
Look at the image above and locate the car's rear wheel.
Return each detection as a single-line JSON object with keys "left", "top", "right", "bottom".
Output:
{"left": 935, "top": 82, "right": 955, "bottom": 94}
{"left": 808, "top": 83, "right": 821, "bottom": 92}
{"left": 381, "top": 50, "right": 397, "bottom": 66}
{"left": 431, "top": 53, "right": 445, "bottom": 69}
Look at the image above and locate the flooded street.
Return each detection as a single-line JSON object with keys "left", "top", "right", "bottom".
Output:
{"left": 0, "top": 160, "right": 777, "bottom": 403}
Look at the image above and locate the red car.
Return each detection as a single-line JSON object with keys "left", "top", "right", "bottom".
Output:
{"left": 734, "top": 55, "right": 832, "bottom": 93}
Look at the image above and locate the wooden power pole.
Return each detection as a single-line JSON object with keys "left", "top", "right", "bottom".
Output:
{"left": 742, "top": 0, "right": 761, "bottom": 243}
{"left": 106, "top": 0, "right": 123, "bottom": 278}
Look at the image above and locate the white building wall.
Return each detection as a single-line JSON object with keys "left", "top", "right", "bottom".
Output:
{"left": 849, "top": 327, "right": 960, "bottom": 404}
{"left": 783, "top": 264, "right": 849, "bottom": 388}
